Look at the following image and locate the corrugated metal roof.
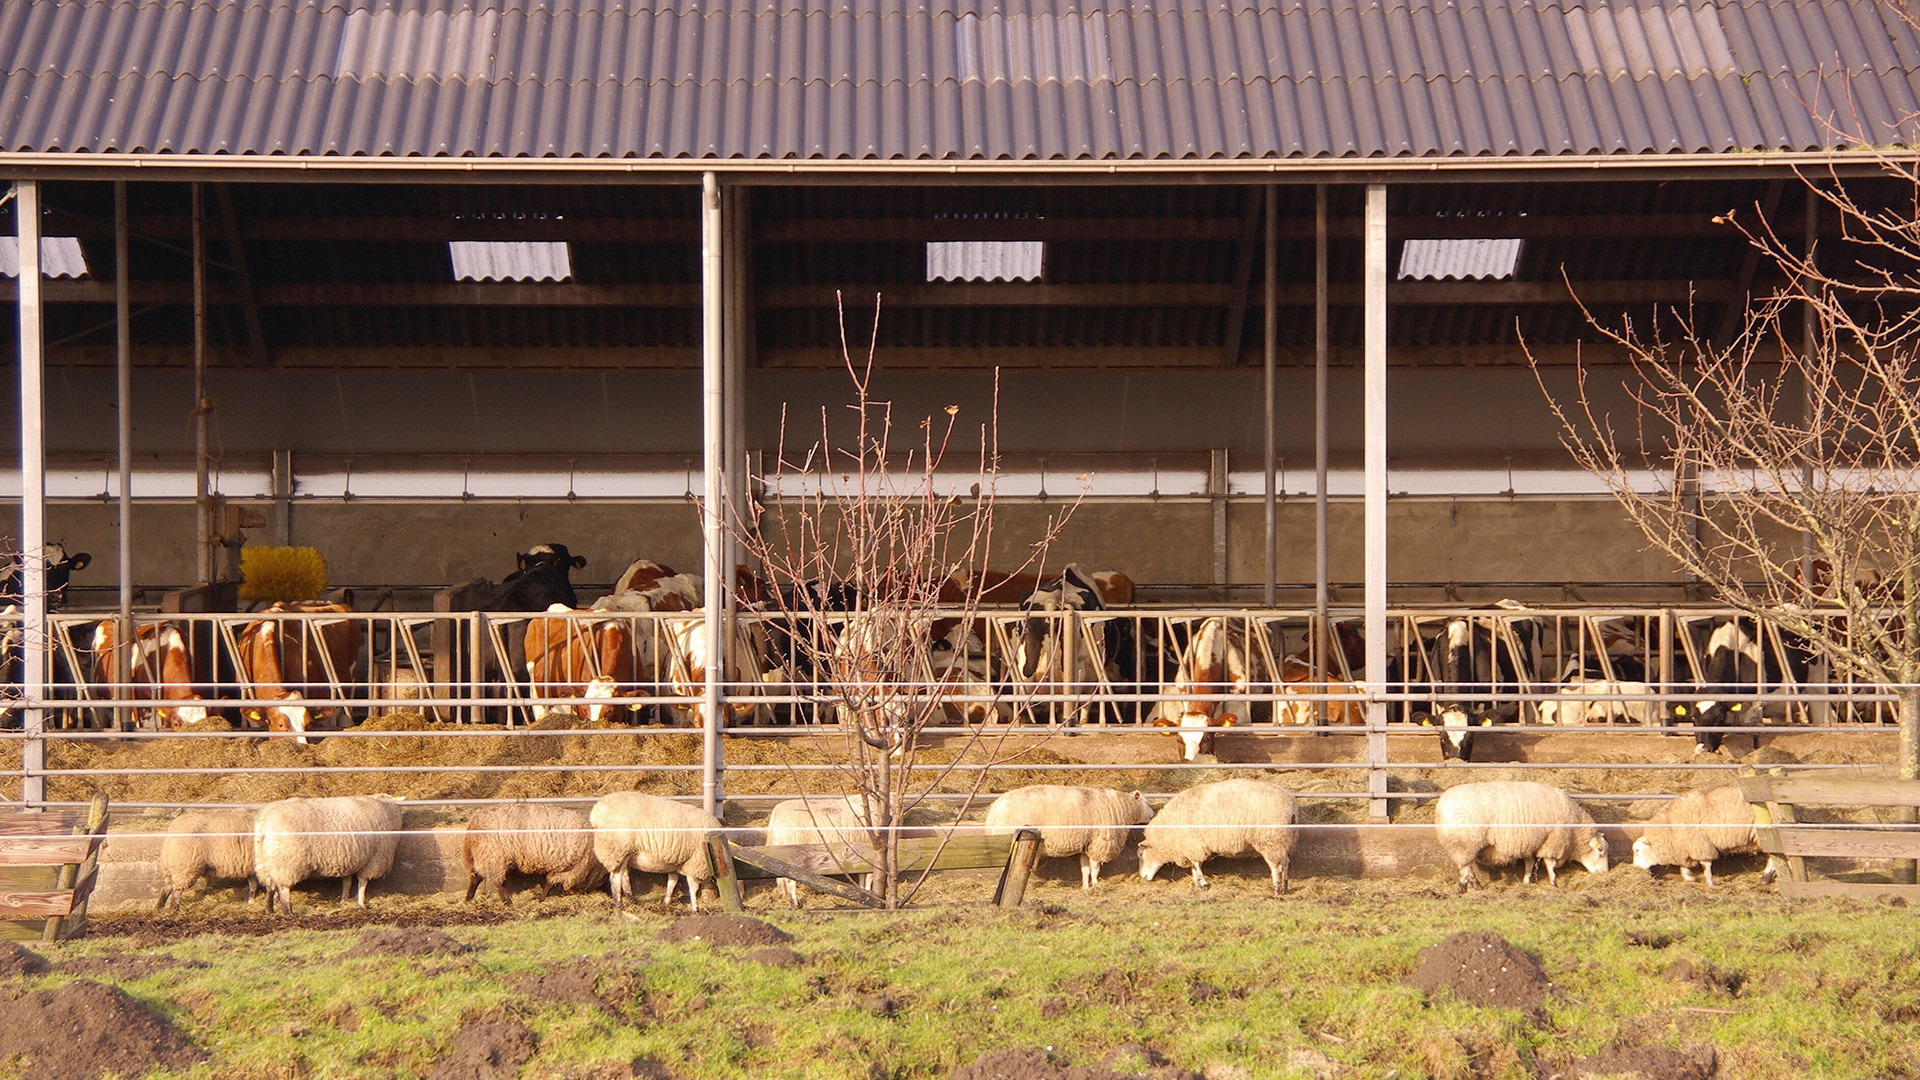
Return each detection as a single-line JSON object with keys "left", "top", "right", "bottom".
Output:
{"left": 3, "top": 0, "right": 1919, "bottom": 161}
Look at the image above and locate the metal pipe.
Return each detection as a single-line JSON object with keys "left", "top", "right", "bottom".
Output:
{"left": 700, "top": 172, "right": 727, "bottom": 817}
{"left": 1363, "top": 183, "right": 1389, "bottom": 819}
{"left": 115, "top": 181, "right": 134, "bottom": 732}
{"left": 192, "top": 182, "right": 214, "bottom": 583}
{"left": 1263, "top": 185, "right": 1278, "bottom": 609}
{"left": 15, "top": 181, "right": 49, "bottom": 806}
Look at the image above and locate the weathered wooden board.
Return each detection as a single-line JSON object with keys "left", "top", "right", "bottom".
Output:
{"left": 1762, "top": 826, "right": 1920, "bottom": 861}
{"left": 1739, "top": 775, "right": 1920, "bottom": 810}
{"left": 0, "top": 835, "right": 95, "bottom": 866}
{"left": 0, "top": 891, "right": 76, "bottom": 918}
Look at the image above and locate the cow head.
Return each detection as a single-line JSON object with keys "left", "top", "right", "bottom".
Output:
{"left": 1152, "top": 710, "right": 1237, "bottom": 761}
{"left": 3, "top": 543, "right": 92, "bottom": 610}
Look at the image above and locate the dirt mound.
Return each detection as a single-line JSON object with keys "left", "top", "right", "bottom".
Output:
{"left": 950, "top": 1047, "right": 1201, "bottom": 1080}
{"left": 744, "top": 946, "right": 804, "bottom": 966}
{"left": 426, "top": 1012, "right": 536, "bottom": 1080}
{"left": 344, "top": 927, "right": 475, "bottom": 959}
{"left": 658, "top": 915, "right": 792, "bottom": 948}
{"left": 0, "top": 979, "right": 209, "bottom": 1080}
{"left": 507, "top": 963, "right": 647, "bottom": 1020}
{"left": 0, "top": 942, "right": 49, "bottom": 979}
{"left": 1405, "top": 931, "right": 1551, "bottom": 1013}
{"left": 1574, "top": 1043, "right": 1716, "bottom": 1078}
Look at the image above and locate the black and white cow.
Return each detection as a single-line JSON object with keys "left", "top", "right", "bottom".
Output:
{"left": 3, "top": 544, "right": 93, "bottom": 727}
{"left": 1424, "top": 606, "right": 1544, "bottom": 761}
{"left": 477, "top": 544, "right": 587, "bottom": 612}
{"left": 1672, "top": 617, "right": 1814, "bottom": 753}
{"left": 1007, "top": 566, "right": 1115, "bottom": 726}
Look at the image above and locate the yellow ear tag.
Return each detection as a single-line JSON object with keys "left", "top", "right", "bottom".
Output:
{"left": 1729, "top": 704, "right": 1743, "bottom": 713}
{"left": 1674, "top": 706, "right": 1687, "bottom": 716}
{"left": 1419, "top": 718, "right": 1432, "bottom": 726}
{"left": 1480, "top": 718, "right": 1493, "bottom": 727}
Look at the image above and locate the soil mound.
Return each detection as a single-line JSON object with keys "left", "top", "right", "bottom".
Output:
{"left": 0, "top": 979, "right": 208, "bottom": 1080}
{"left": 658, "top": 915, "right": 792, "bottom": 948}
{"left": 0, "top": 942, "right": 49, "bottom": 979}
{"left": 345, "top": 927, "right": 475, "bottom": 959}
{"left": 950, "top": 1048, "right": 1201, "bottom": 1080}
{"left": 744, "top": 946, "right": 804, "bottom": 966}
{"left": 1574, "top": 1043, "right": 1716, "bottom": 1078}
{"left": 507, "top": 963, "right": 647, "bottom": 1020}
{"left": 1405, "top": 931, "right": 1551, "bottom": 1012}
{"left": 426, "top": 1013, "right": 537, "bottom": 1080}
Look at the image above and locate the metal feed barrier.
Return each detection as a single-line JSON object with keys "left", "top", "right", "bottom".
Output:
{"left": 3, "top": 604, "right": 1909, "bottom": 815}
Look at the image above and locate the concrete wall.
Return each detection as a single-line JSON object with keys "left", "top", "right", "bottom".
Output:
{"left": 22, "top": 494, "right": 1683, "bottom": 607}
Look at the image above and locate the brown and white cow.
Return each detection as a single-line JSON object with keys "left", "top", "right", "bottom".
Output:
{"left": 1151, "top": 616, "right": 1257, "bottom": 760}
{"left": 88, "top": 620, "right": 210, "bottom": 729}
{"left": 524, "top": 606, "right": 640, "bottom": 724}
{"left": 1272, "top": 654, "right": 1366, "bottom": 726}
{"left": 664, "top": 614, "right": 783, "bottom": 728}
{"left": 236, "top": 601, "right": 363, "bottom": 744}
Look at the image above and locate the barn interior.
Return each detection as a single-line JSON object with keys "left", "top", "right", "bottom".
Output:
{"left": 6, "top": 174, "right": 1872, "bottom": 606}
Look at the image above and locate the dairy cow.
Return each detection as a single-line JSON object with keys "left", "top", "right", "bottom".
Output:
{"left": 1672, "top": 618, "right": 1814, "bottom": 753}
{"left": 236, "top": 601, "right": 363, "bottom": 744}
{"left": 3, "top": 544, "right": 93, "bottom": 726}
{"left": 89, "top": 620, "right": 209, "bottom": 729}
{"left": 1150, "top": 615, "right": 1256, "bottom": 760}
{"left": 1424, "top": 604, "right": 1544, "bottom": 761}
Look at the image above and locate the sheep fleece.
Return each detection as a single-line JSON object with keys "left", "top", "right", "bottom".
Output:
{"left": 1434, "top": 781, "right": 1598, "bottom": 872}
{"left": 463, "top": 802, "right": 602, "bottom": 894}
{"left": 1139, "top": 778, "right": 1298, "bottom": 870}
{"left": 590, "top": 792, "right": 723, "bottom": 880}
{"left": 983, "top": 785, "right": 1150, "bottom": 865}
{"left": 159, "top": 808, "right": 258, "bottom": 896}
{"left": 1638, "top": 783, "right": 1759, "bottom": 866}
{"left": 254, "top": 795, "right": 403, "bottom": 890}
{"left": 766, "top": 796, "right": 877, "bottom": 869}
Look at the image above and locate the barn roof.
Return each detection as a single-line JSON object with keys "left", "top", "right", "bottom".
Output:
{"left": 3, "top": 0, "right": 1919, "bottom": 167}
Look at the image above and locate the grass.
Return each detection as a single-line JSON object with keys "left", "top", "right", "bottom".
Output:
{"left": 6, "top": 867, "right": 1919, "bottom": 1080}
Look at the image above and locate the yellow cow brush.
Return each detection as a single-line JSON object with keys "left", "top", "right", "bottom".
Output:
{"left": 238, "top": 546, "right": 329, "bottom": 603}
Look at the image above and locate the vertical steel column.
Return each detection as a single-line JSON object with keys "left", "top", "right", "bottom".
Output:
{"left": 1314, "top": 184, "right": 1331, "bottom": 708}
{"left": 115, "top": 183, "right": 135, "bottom": 732}
{"left": 15, "top": 181, "right": 48, "bottom": 806}
{"left": 272, "top": 449, "right": 293, "bottom": 546}
{"left": 700, "top": 173, "right": 727, "bottom": 817}
{"left": 192, "top": 183, "right": 215, "bottom": 584}
{"left": 1262, "top": 186, "right": 1278, "bottom": 609}
{"left": 1210, "top": 448, "right": 1229, "bottom": 599}
{"left": 1363, "top": 184, "right": 1389, "bottom": 820}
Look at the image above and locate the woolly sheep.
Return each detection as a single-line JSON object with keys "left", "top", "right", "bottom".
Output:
{"left": 1136, "top": 779, "right": 1298, "bottom": 896}
{"left": 765, "top": 795, "right": 879, "bottom": 908}
{"left": 462, "top": 802, "right": 604, "bottom": 904}
{"left": 590, "top": 791, "right": 723, "bottom": 910}
{"left": 253, "top": 795, "right": 404, "bottom": 914}
{"left": 1632, "top": 783, "right": 1782, "bottom": 886}
{"left": 983, "top": 785, "right": 1152, "bottom": 890}
{"left": 1434, "top": 781, "right": 1609, "bottom": 893}
{"left": 156, "top": 807, "right": 258, "bottom": 910}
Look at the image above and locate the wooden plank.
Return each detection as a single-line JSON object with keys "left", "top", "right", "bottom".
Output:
{"left": 1770, "top": 827, "right": 1920, "bottom": 861}
{"left": 0, "top": 814, "right": 81, "bottom": 837}
{"left": 723, "top": 846, "right": 884, "bottom": 908}
{"left": 1738, "top": 775, "right": 1920, "bottom": 809}
{"left": 1777, "top": 881, "right": 1920, "bottom": 901}
{"left": 892, "top": 835, "right": 1014, "bottom": 875}
{"left": 0, "top": 836, "right": 94, "bottom": 866}
{"left": 0, "top": 892, "right": 76, "bottom": 918}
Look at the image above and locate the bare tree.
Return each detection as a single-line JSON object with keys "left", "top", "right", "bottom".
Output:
{"left": 1530, "top": 166, "right": 1920, "bottom": 784}
{"left": 728, "top": 297, "right": 1078, "bottom": 907}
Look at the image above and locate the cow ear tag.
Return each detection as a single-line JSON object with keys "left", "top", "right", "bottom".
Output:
{"left": 1673, "top": 706, "right": 1688, "bottom": 716}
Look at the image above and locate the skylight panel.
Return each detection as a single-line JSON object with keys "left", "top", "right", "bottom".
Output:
{"left": 1397, "top": 238, "right": 1522, "bottom": 281}
{"left": 927, "top": 241, "right": 1044, "bottom": 283}
{"left": 0, "top": 236, "right": 89, "bottom": 279}
{"left": 449, "top": 241, "right": 572, "bottom": 282}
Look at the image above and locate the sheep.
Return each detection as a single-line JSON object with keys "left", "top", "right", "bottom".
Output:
{"left": 983, "top": 785, "right": 1152, "bottom": 890}
{"left": 1136, "top": 779, "right": 1299, "bottom": 896}
{"left": 1434, "top": 780, "right": 1610, "bottom": 893}
{"left": 252, "top": 795, "right": 405, "bottom": 914}
{"left": 764, "top": 795, "right": 879, "bottom": 908}
{"left": 1632, "top": 783, "right": 1782, "bottom": 886}
{"left": 589, "top": 791, "right": 723, "bottom": 910}
{"left": 462, "top": 802, "right": 604, "bottom": 904}
{"left": 156, "top": 807, "right": 258, "bottom": 910}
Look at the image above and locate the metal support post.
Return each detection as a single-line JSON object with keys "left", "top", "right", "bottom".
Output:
{"left": 1262, "top": 185, "right": 1278, "bottom": 609}
{"left": 700, "top": 172, "right": 727, "bottom": 817}
{"left": 1363, "top": 184, "right": 1389, "bottom": 820}
{"left": 1210, "top": 448, "right": 1230, "bottom": 600}
{"left": 1314, "top": 183, "right": 1331, "bottom": 720}
{"left": 115, "top": 182, "right": 135, "bottom": 732}
{"left": 15, "top": 181, "right": 48, "bottom": 806}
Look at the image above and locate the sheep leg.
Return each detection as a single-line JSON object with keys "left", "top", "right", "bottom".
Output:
{"left": 1702, "top": 860, "right": 1716, "bottom": 888}
{"left": 1081, "top": 855, "right": 1098, "bottom": 890}
{"left": 465, "top": 873, "right": 483, "bottom": 903}
{"left": 1265, "top": 857, "right": 1288, "bottom": 897}
{"left": 245, "top": 878, "right": 258, "bottom": 904}
{"left": 355, "top": 875, "right": 370, "bottom": 907}
{"left": 1188, "top": 861, "right": 1210, "bottom": 890}
{"left": 1680, "top": 865, "right": 1699, "bottom": 884}
{"left": 499, "top": 879, "right": 516, "bottom": 905}
{"left": 1522, "top": 859, "right": 1535, "bottom": 885}
{"left": 781, "top": 878, "right": 800, "bottom": 909}
{"left": 1542, "top": 859, "right": 1560, "bottom": 887}
{"left": 609, "top": 867, "right": 628, "bottom": 908}
{"left": 1455, "top": 863, "right": 1477, "bottom": 894}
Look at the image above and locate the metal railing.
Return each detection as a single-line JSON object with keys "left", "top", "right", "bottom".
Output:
{"left": 3, "top": 604, "right": 1908, "bottom": 814}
